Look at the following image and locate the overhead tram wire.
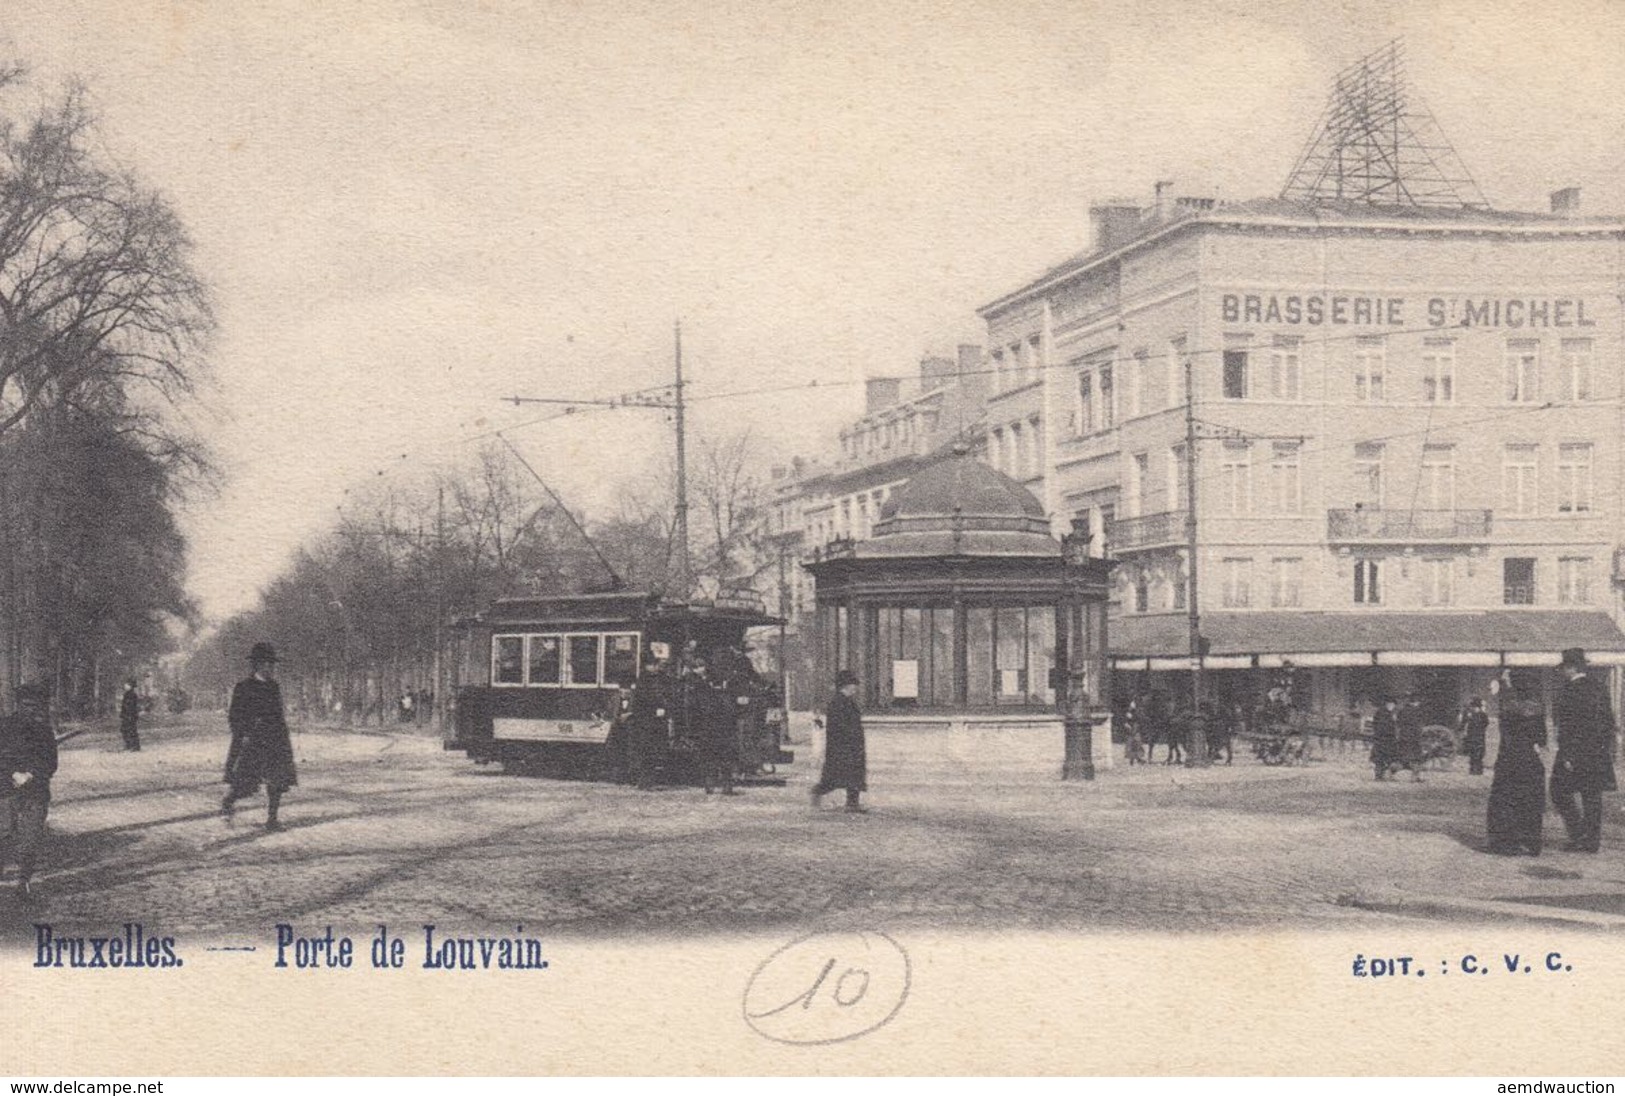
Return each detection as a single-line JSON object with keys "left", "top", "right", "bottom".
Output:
{"left": 336, "top": 323, "right": 1605, "bottom": 522}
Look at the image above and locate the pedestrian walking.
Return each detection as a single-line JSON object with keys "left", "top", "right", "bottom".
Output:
{"left": 1550, "top": 647, "right": 1617, "bottom": 853}
{"left": 222, "top": 643, "right": 298, "bottom": 831}
{"left": 1395, "top": 692, "right": 1426, "bottom": 782}
{"left": 1370, "top": 696, "right": 1398, "bottom": 780}
{"left": 119, "top": 678, "right": 142, "bottom": 751}
{"left": 811, "top": 669, "right": 867, "bottom": 813}
{"left": 1459, "top": 696, "right": 1488, "bottom": 776}
{"left": 1486, "top": 670, "right": 1546, "bottom": 856}
{"left": 0, "top": 683, "right": 58, "bottom": 900}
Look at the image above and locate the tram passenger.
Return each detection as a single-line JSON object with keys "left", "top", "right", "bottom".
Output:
{"left": 694, "top": 657, "right": 740, "bottom": 796}
{"left": 628, "top": 654, "right": 674, "bottom": 791}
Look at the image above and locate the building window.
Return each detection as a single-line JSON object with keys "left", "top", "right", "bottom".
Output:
{"left": 990, "top": 428, "right": 1005, "bottom": 473}
{"left": 1353, "top": 559, "right": 1382, "bottom": 604}
{"left": 1171, "top": 555, "right": 1187, "bottom": 610}
{"left": 992, "top": 349, "right": 1005, "bottom": 389}
{"left": 1420, "top": 444, "right": 1455, "bottom": 509}
{"left": 1503, "top": 557, "right": 1535, "bottom": 605}
{"left": 1562, "top": 338, "right": 1593, "bottom": 401}
{"left": 1421, "top": 558, "right": 1455, "bottom": 607}
{"left": 1268, "top": 335, "right": 1302, "bottom": 400}
{"left": 1502, "top": 444, "right": 1537, "bottom": 515}
{"left": 1099, "top": 366, "right": 1115, "bottom": 429}
{"left": 1222, "top": 337, "right": 1250, "bottom": 399}
{"left": 1268, "top": 442, "right": 1301, "bottom": 514}
{"left": 1558, "top": 557, "right": 1593, "bottom": 604}
{"left": 1129, "top": 451, "right": 1150, "bottom": 518}
{"left": 1556, "top": 443, "right": 1593, "bottom": 513}
{"left": 1075, "top": 369, "right": 1095, "bottom": 435}
{"left": 1130, "top": 349, "right": 1149, "bottom": 417}
{"left": 1421, "top": 337, "right": 1455, "bottom": 403}
{"left": 1506, "top": 339, "right": 1540, "bottom": 403}
{"left": 1219, "top": 440, "right": 1252, "bottom": 514}
{"left": 1028, "top": 335, "right": 1042, "bottom": 387}
{"left": 1354, "top": 336, "right": 1385, "bottom": 402}
{"left": 1030, "top": 415, "right": 1043, "bottom": 478}
{"left": 1011, "top": 342, "right": 1027, "bottom": 386}
{"left": 1221, "top": 557, "right": 1252, "bottom": 608}
{"left": 1134, "top": 569, "right": 1150, "bottom": 613}
{"left": 1353, "top": 442, "right": 1384, "bottom": 509}
{"left": 1270, "top": 557, "right": 1302, "bottom": 608}
{"left": 1010, "top": 421, "right": 1025, "bottom": 478}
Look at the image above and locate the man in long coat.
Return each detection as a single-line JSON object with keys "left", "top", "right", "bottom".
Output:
{"left": 223, "top": 642, "right": 297, "bottom": 831}
{"left": 627, "top": 657, "right": 673, "bottom": 791}
{"left": 119, "top": 678, "right": 142, "bottom": 751}
{"left": 1, "top": 683, "right": 58, "bottom": 899}
{"left": 811, "top": 669, "right": 867, "bottom": 813}
{"left": 1551, "top": 647, "right": 1617, "bottom": 852}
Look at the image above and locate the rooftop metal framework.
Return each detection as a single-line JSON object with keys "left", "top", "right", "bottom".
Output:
{"left": 1281, "top": 39, "right": 1490, "bottom": 209}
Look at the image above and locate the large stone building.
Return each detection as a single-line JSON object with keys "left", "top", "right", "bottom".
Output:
{"left": 978, "top": 188, "right": 1625, "bottom": 724}
{"left": 765, "top": 343, "right": 989, "bottom": 705}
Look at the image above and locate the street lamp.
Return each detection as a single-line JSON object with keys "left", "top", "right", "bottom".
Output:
{"left": 1061, "top": 519, "right": 1097, "bottom": 781}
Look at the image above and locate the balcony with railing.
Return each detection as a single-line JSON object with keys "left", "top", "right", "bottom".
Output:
{"left": 1107, "top": 510, "right": 1186, "bottom": 552}
{"left": 1327, "top": 508, "right": 1492, "bottom": 542}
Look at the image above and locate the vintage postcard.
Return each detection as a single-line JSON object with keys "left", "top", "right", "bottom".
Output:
{"left": 4, "top": 0, "right": 1625, "bottom": 1079}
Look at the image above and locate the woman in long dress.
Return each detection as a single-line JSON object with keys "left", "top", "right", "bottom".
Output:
{"left": 1486, "top": 670, "right": 1546, "bottom": 856}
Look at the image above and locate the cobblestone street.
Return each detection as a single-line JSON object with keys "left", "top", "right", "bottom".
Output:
{"left": 5, "top": 713, "right": 1625, "bottom": 944}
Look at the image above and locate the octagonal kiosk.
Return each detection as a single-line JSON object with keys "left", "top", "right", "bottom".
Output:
{"left": 805, "top": 446, "right": 1115, "bottom": 781}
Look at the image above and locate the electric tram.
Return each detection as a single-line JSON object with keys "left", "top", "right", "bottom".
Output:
{"left": 448, "top": 589, "right": 792, "bottom": 782}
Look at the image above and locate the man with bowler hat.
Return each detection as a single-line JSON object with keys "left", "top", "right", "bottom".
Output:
{"left": 223, "top": 643, "right": 298, "bottom": 831}
{"left": 1, "top": 683, "right": 58, "bottom": 899}
{"left": 1551, "top": 647, "right": 1617, "bottom": 852}
{"left": 811, "top": 669, "right": 867, "bottom": 813}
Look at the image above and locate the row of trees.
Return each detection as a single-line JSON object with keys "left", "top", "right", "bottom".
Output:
{"left": 185, "top": 432, "right": 781, "bottom": 724}
{"left": 0, "top": 66, "right": 214, "bottom": 713}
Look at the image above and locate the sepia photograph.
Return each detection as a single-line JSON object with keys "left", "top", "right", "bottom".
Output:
{"left": 3, "top": 0, "right": 1625, "bottom": 1080}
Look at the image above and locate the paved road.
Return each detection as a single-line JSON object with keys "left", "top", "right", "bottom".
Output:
{"left": 4, "top": 713, "right": 1623, "bottom": 942}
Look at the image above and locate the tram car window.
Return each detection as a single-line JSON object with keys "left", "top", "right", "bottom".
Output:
{"left": 449, "top": 591, "right": 792, "bottom": 784}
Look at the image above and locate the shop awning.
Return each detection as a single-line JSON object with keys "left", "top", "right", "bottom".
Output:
{"left": 1110, "top": 610, "right": 1625, "bottom": 669}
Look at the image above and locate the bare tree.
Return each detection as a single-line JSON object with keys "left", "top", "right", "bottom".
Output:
{"left": 0, "top": 71, "right": 212, "bottom": 437}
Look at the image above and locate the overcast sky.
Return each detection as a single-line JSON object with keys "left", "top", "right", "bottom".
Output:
{"left": 5, "top": 0, "right": 1623, "bottom": 622}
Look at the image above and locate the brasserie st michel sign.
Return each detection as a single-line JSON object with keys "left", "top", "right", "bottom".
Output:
{"left": 1221, "top": 292, "right": 1600, "bottom": 329}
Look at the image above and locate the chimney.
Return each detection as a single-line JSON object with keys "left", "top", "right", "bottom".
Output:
{"left": 1550, "top": 187, "right": 1581, "bottom": 217}
{"left": 919, "top": 353, "right": 955, "bottom": 387}
{"left": 1089, "top": 200, "right": 1143, "bottom": 252}
{"left": 864, "top": 377, "right": 902, "bottom": 414}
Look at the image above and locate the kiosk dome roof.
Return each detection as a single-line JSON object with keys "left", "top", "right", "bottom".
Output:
{"left": 880, "top": 446, "right": 1048, "bottom": 525}
{"left": 858, "top": 445, "right": 1058, "bottom": 558}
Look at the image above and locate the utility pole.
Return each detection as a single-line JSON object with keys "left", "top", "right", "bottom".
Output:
{"left": 1184, "top": 352, "right": 1209, "bottom": 766}
{"left": 673, "top": 319, "right": 693, "bottom": 600}
{"left": 777, "top": 540, "right": 790, "bottom": 720}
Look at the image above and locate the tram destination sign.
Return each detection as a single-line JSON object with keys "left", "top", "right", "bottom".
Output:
{"left": 493, "top": 716, "right": 613, "bottom": 744}
{"left": 1220, "top": 292, "right": 1599, "bottom": 329}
